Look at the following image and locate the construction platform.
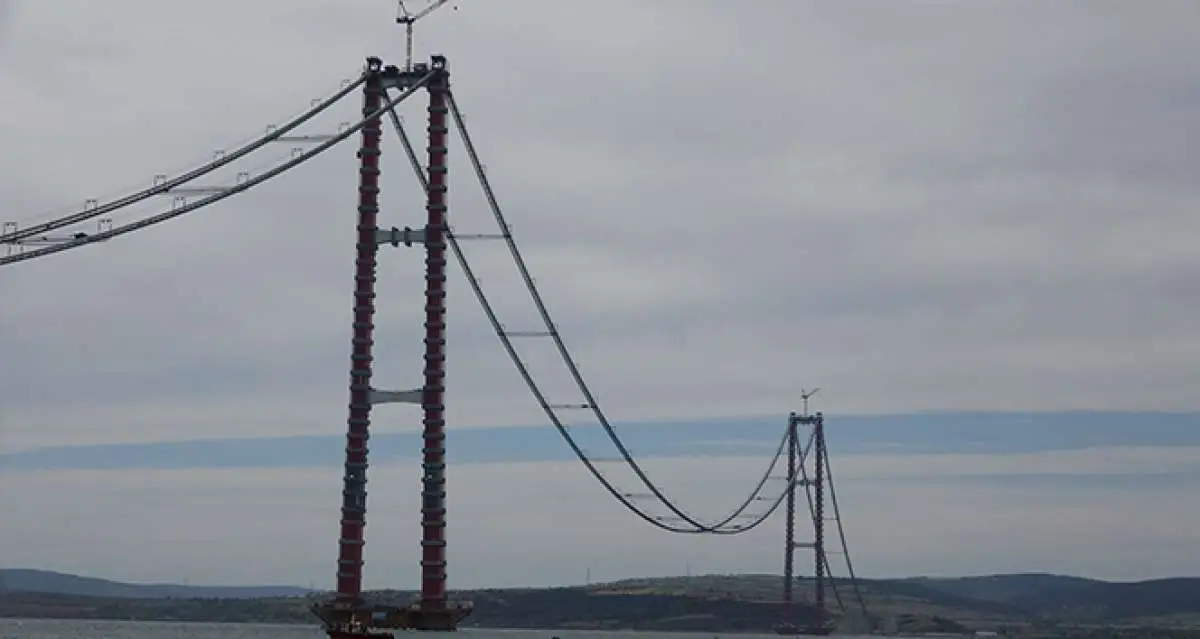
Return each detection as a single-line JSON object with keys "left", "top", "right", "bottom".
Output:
{"left": 312, "top": 599, "right": 474, "bottom": 635}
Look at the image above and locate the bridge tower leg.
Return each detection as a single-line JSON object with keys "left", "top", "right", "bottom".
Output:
{"left": 782, "top": 412, "right": 799, "bottom": 627}
{"left": 312, "top": 56, "right": 396, "bottom": 639}
{"left": 408, "top": 53, "right": 472, "bottom": 632}
{"left": 813, "top": 412, "right": 827, "bottom": 628}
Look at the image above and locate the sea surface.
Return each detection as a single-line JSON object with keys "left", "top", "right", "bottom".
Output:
{"left": 0, "top": 620, "right": 888, "bottom": 639}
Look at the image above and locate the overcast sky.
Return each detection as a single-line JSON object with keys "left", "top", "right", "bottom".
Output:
{"left": 2, "top": 0, "right": 1199, "bottom": 589}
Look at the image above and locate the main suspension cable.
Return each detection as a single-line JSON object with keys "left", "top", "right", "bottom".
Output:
{"left": 0, "top": 75, "right": 368, "bottom": 244}
{"left": 823, "top": 440, "right": 870, "bottom": 619}
{"left": 386, "top": 92, "right": 800, "bottom": 534}
{"left": 441, "top": 91, "right": 745, "bottom": 530}
{"left": 794, "top": 429, "right": 869, "bottom": 621}
{"left": 0, "top": 72, "right": 433, "bottom": 268}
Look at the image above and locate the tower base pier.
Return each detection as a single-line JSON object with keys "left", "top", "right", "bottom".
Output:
{"left": 405, "top": 601, "right": 474, "bottom": 631}
{"left": 313, "top": 599, "right": 473, "bottom": 635}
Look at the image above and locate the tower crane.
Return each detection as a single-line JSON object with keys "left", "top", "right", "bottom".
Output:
{"left": 800, "top": 387, "right": 821, "bottom": 416}
{"left": 396, "top": 1, "right": 454, "bottom": 72}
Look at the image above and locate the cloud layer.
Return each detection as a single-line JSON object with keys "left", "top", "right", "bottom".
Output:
{"left": 4, "top": 1, "right": 1200, "bottom": 453}
{"left": 3, "top": 1, "right": 1199, "bottom": 589}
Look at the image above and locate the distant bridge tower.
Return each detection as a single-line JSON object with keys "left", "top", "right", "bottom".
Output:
{"left": 778, "top": 389, "right": 831, "bottom": 636}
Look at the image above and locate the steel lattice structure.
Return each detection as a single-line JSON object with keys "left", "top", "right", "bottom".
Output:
{"left": 1, "top": 51, "right": 871, "bottom": 638}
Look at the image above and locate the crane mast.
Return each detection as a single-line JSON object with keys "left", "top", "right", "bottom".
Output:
{"left": 396, "top": 1, "right": 451, "bottom": 71}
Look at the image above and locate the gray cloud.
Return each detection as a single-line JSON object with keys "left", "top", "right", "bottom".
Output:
{"left": 2, "top": 0, "right": 1199, "bottom": 456}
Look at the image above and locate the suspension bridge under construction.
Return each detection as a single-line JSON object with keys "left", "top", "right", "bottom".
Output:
{"left": 2, "top": 44, "right": 871, "bottom": 639}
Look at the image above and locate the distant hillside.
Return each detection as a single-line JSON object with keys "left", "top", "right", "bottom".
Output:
{"left": 537, "top": 573, "right": 1200, "bottom": 628}
{"left": 904, "top": 573, "right": 1200, "bottom": 623}
{"left": 904, "top": 572, "right": 1103, "bottom": 602}
{"left": 0, "top": 569, "right": 310, "bottom": 600}
{"left": 2, "top": 569, "right": 1199, "bottom": 633}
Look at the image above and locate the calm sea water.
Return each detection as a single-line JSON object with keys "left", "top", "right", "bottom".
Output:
{"left": 0, "top": 620, "right": 886, "bottom": 639}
